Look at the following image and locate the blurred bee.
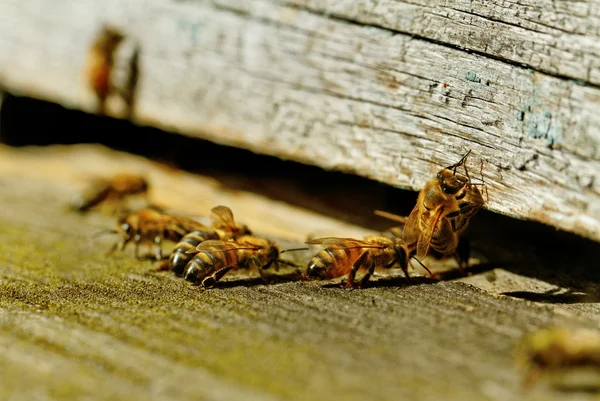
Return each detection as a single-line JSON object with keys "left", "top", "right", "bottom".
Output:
{"left": 166, "top": 205, "right": 252, "bottom": 276}
{"left": 184, "top": 235, "right": 305, "bottom": 288}
{"left": 515, "top": 326, "right": 600, "bottom": 390}
{"left": 85, "top": 25, "right": 125, "bottom": 114}
{"left": 101, "top": 208, "right": 209, "bottom": 261}
{"left": 122, "top": 42, "right": 141, "bottom": 120}
{"left": 72, "top": 173, "right": 149, "bottom": 214}
{"left": 384, "top": 151, "right": 485, "bottom": 270}
{"left": 304, "top": 236, "right": 428, "bottom": 288}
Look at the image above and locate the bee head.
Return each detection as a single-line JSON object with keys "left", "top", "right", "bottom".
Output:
{"left": 237, "top": 224, "right": 252, "bottom": 236}
{"left": 393, "top": 244, "right": 409, "bottom": 265}
{"left": 120, "top": 222, "right": 134, "bottom": 239}
{"left": 266, "top": 244, "right": 279, "bottom": 263}
{"left": 437, "top": 170, "right": 468, "bottom": 195}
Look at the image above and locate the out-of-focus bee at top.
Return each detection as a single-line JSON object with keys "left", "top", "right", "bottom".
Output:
{"left": 209, "top": 205, "right": 252, "bottom": 239}
{"left": 379, "top": 150, "right": 485, "bottom": 272}
{"left": 98, "top": 208, "right": 210, "bottom": 261}
{"left": 184, "top": 235, "right": 306, "bottom": 288}
{"left": 71, "top": 173, "right": 149, "bottom": 215}
{"left": 163, "top": 205, "right": 253, "bottom": 276}
{"left": 84, "top": 25, "right": 125, "bottom": 115}
{"left": 515, "top": 326, "right": 600, "bottom": 391}
{"left": 304, "top": 235, "right": 428, "bottom": 288}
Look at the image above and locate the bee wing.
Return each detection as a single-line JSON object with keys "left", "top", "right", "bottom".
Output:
{"left": 210, "top": 205, "right": 237, "bottom": 229}
{"left": 401, "top": 204, "right": 421, "bottom": 245}
{"left": 416, "top": 207, "right": 445, "bottom": 259}
{"left": 306, "top": 237, "right": 385, "bottom": 250}
{"left": 188, "top": 239, "right": 259, "bottom": 254}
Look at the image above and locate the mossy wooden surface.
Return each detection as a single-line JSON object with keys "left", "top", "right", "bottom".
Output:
{"left": 1, "top": 0, "right": 599, "bottom": 242}
{"left": 0, "top": 144, "right": 599, "bottom": 401}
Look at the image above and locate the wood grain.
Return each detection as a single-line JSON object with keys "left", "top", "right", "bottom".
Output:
{"left": 0, "top": 0, "right": 598, "bottom": 241}
{"left": 1, "top": 144, "right": 600, "bottom": 400}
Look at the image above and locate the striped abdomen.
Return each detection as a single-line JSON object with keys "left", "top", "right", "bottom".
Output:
{"left": 169, "top": 230, "right": 219, "bottom": 276}
{"left": 184, "top": 248, "right": 239, "bottom": 284}
{"left": 306, "top": 247, "right": 362, "bottom": 280}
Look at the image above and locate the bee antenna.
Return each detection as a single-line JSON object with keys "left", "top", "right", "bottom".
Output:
{"left": 91, "top": 229, "right": 119, "bottom": 239}
{"left": 451, "top": 149, "right": 472, "bottom": 174}
{"left": 411, "top": 257, "right": 433, "bottom": 276}
{"left": 373, "top": 209, "right": 408, "bottom": 224}
{"left": 280, "top": 247, "right": 309, "bottom": 254}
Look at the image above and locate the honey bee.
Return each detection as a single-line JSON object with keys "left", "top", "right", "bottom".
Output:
{"left": 85, "top": 25, "right": 125, "bottom": 114}
{"left": 71, "top": 173, "right": 149, "bottom": 214}
{"left": 166, "top": 205, "right": 252, "bottom": 276}
{"left": 304, "top": 236, "right": 427, "bottom": 288}
{"left": 515, "top": 326, "right": 600, "bottom": 390}
{"left": 103, "top": 208, "right": 209, "bottom": 261}
{"left": 184, "top": 235, "right": 305, "bottom": 287}
{"left": 401, "top": 150, "right": 485, "bottom": 269}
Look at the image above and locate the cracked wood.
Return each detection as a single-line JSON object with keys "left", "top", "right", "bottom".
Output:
{"left": 0, "top": 0, "right": 598, "bottom": 241}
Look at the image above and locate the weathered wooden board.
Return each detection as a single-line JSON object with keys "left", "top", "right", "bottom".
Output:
{"left": 0, "top": 0, "right": 599, "bottom": 242}
{"left": 1, "top": 143, "right": 600, "bottom": 401}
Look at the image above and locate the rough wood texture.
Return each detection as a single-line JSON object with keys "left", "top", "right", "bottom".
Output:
{"left": 0, "top": 0, "right": 599, "bottom": 241}
{"left": 1, "top": 144, "right": 600, "bottom": 400}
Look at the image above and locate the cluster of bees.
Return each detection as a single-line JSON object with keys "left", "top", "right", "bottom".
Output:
{"left": 70, "top": 155, "right": 600, "bottom": 390}
{"left": 72, "top": 150, "right": 485, "bottom": 288}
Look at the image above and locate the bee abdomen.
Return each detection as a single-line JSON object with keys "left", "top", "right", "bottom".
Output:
{"left": 184, "top": 251, "right": 219, "bottom": 284}
{"left": 307, "top": 248, "right": 348, "bottom": 280}
{"left": 169, "top": 231, "right": 219, "bottom": 275}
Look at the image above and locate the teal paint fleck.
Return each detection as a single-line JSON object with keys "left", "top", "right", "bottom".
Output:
{"left": 177, "top": 18, "right": 203, "bottom": 45}
{"left": 547, "top": 124, "right": 563, "bottom": 146}
{"left": 466, "top": 71, "right": 481, "bottom": 83}
{"left": 524, "top": 108, "right": 562, "bottom": 147}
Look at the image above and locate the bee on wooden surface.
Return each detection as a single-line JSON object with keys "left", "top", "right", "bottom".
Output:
{"left": 102, "top": 208, "right": 209, "bottom": 261}
{"left": 304, "top": 236, "right": 428, "bottom": 288}
{"left": 515, "top": 326, "right": 600, "bottom": 390}
{"left": 84, "top": 25, "right": 125, "bottom": 115}
{"left": 184, "top": 235, "right": 305, "bottom": 288}
{"left": 401, "top": 150, "right": 485, "bottom": 270}
{"left": 166, "top": 205, "right": 252, "bottom": 276}
{"left": 71, "top": 173, "right": 149, "bottom": 214}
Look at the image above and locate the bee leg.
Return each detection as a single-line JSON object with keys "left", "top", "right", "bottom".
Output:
{"left": 106, "top": 236, "right": 127, "bottom": 256}
{"left": 134, "top": 234, "right": 142, "bottom": 260}
{"left": 345, "top": 251, "right": 369, "bottom": 289}
{"left": 258, "top": 259, "right": 274, "bottom": 284}
{"left": 202, "top": 267, "right": 233, "bottom": 288}
{"left": 153, "top": 235, "right": 163, "bottom": 261}
{"left": 521, "top": 366, "right": 542, "bottom": 392}
{"left": 358, "top": 261, "right": 375, "bottom": 288}
{"left": 151, "top": 260, "right": 171, "bottom": 272}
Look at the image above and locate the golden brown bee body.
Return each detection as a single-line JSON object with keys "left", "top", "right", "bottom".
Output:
{"left": 402, "top": 151, "right": 484, "bottom": 268}
{"left": 515, "top": 326, "right": 600, "bottom": 390}
{"left": 184, "top": 235, "right": 296, "bottom": 288}
{"left": 305, "top": 236, "right": 411, "bottom": 288}
{"left": 72, "top": 173, "right": 149, "bottom": 214}
{"left": 85, "top": 25, "right": 125, "bottom": 114}
{"left": 167, "top": 206, "right": 252, "bottom": 276}
{"left": 108, "top": 209, "right": 208, "bottom": 261}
